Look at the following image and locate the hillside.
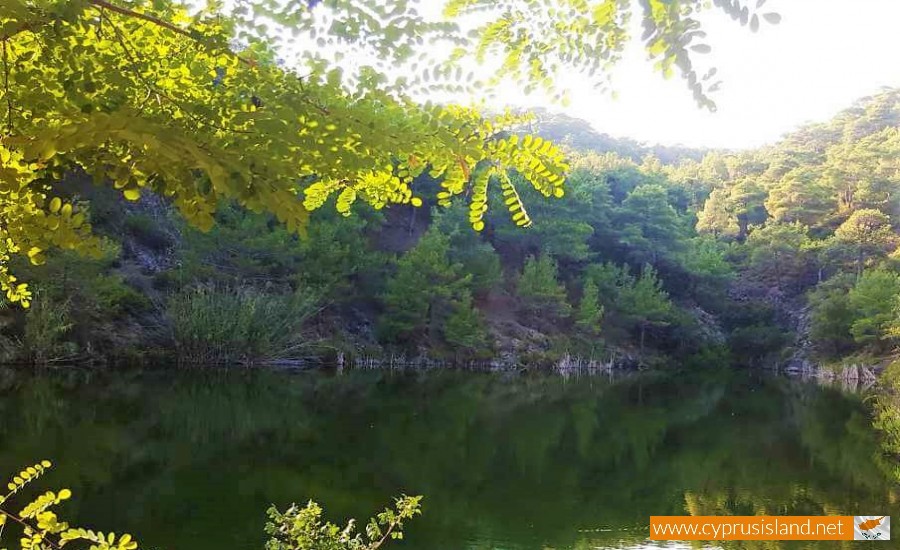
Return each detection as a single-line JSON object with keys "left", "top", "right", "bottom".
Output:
{"left": 524, "top": 108, "right": 712, "bottom": 164}
{"left": 3, "top": 89, "right": 900, "bottom": 373}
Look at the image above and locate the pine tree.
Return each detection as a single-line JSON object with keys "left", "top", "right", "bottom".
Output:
{"left": 380, "top": 230, "right": 490, "bottom": 353}
{"left": 575, "top": 278, "right": 604, "bottom": 336}
{"left": 378, "top": 231, "right": 469, "bottom": 346}
{"left": 764, "top": 167, "right": 833, "bottom": 227}
{"left": 617, "top": 184, "right": 685, "bottom": 265}
{"left": 517, "top": 254, "right": 571, "bottom": 319}
{"left": 744, "top": 222, "right": 813, "bottom": 290}
{"left": 848, "top": 269, "right": 900, "bottom": 347}
{"left": 695, "top": 188, "right": 738, "bottom": 239}
{"left": 443, "top": 291, "right": 489, "bottom": 355}
{"left": 619, "top": 265, "right": 672, "bottom": 352}
{"left": 830, "top": 208, "right": 897, "bottom": 279}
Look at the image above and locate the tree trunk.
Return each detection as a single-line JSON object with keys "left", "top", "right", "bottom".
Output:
{"left": 639, "top": 322, "right": 646, "bottom": 354}
{"left": 407, "top": 205, "right": 417, "bottom": 235}
{"left": 856, "top": 248, "right": 864, "bottom": 281}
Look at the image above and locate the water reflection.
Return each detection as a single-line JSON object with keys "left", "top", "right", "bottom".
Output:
{"left": 0, "top": 367, "right": 896, "bottom": 549}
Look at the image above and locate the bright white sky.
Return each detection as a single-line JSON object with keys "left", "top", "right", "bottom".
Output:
{"left": 477, "top": 0, "right": 900, "bottom": 150}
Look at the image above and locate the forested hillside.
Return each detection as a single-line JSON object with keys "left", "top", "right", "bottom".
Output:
{"left": 523, "top": 109, "right": 711, "bottom": 164}
{"left": 688, "top": 87, "right": 900, "bottom": 367}
{"left": 6, "top": 2, "right": 900, "bottom": 549}
{"left": 6, "top": 88, "right": 900, "bottom": 372}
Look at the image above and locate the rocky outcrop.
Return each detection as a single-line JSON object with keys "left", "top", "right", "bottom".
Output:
{"left": 783, "top": 304, "right": 815, "bottom": 374}
{"left": 690, "top": 306, "right": 727, "bottom": 346}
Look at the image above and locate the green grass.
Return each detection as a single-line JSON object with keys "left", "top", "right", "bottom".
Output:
{"left": 168, "top": 285, "right": 321, "bottom": 365}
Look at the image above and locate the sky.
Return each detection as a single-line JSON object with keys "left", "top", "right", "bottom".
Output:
{"left": 480, "top": 0, "right": 900, "bottom": 150}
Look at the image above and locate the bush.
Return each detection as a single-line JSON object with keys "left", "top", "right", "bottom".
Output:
{"left": 168, "top": 285, "right": 321, "bottom": 365}
{"left": 575, "top": 278, "right": 604, "bottom": 336}
{"left": 0, "top": 461, "right": 141, "bottom": 550}
{"left": 0, "top": 293, "right": 79, "bottom": 365}
{"left": 265, "top": 496, "right": 422, "bottom": 550}
{"left": 21, "top": 297, "right": 78, "bottom": 364}
{"left": 124, "top": 213, "right": 175, "bottom": 251}
{"left": 728, "top": 324, "right": 791, "bottom": 367}
{"left": 7, "top": 248, "right": 153, "bottom": 362}
{"left": 177, "top": 204, "right": 385, "bottom": 301}
{"left": 0, "top": 461, "right": 420, "bottom": 550}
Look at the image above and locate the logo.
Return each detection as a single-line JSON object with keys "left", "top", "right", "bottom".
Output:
{"left": 854, "top": 516, "right": 890, "bottom": 541}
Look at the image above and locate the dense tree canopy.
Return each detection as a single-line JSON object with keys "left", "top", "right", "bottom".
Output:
{"left": 0, "top": 0, "right": 778, "bottom": 305}
{"left": 668, "top": 88, "right": 900, "bottom": 363}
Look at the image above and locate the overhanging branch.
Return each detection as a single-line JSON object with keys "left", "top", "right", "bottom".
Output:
{"left": 87, "top": 0, "right": 256, "bottom": 67}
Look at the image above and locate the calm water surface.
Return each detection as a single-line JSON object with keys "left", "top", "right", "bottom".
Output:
{"left": 0, "top": 367, "right": 896, "bottom": 549}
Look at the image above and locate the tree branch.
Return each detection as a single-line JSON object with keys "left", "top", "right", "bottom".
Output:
{"left": 2, "top": 40, "right": 12, "bottom": 134}
{"left": 0, "top": 507, "right": 62, "bottom": 550}
{"left": 0, "top": 19, "right": 45, "bottom": 41}
{"left": 89, "top": 0, "right": 188, "bottom": 39}
{"left": 99, "top": 10, "right": 254, "bottom": 135}
{"left": 87, "top": 0, "right": 256, "bottom": 67}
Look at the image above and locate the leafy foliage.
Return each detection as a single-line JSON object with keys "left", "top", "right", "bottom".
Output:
{"left": 440, "top": 0, "right": 778, "bottom": 108}
{"left": 432, "top": 205, "right": 502, "bottom": 295}
{"left": 808, "top": 274, "right": 856, "bottom": 356}
{"left": 0, "top": 0, "right": 581, "bottom": 306}
{"left": 442, "top": 291, "right": 489, "bottom": 355}
{"left": 847, "top": 269, "right": 900, "bottom": 347}
{"left": 175, "top": 204, "right": 386, "bottom": 301}
{"left": 0, "top": 0, "right": 779, "bottom": 308}
{"left": 264, "top": 496, "right": 422, "bottom": 550}
{"left": 616, "top": 183, "right": 685, "bottom": 266}
{"left": 742, "top": 222, "right": 814, "bottom": 290}
{"left": 0, "top": 460, "right": 419, "bottom": 550}
{"left": 683, "top": 89, "right": 900, "bottom": 364}
{"left": 0, "top": 460, "right": 140, "bottom": 550}
{"left": 16, "top": 294, "right": 76, "bottom": 365}
{"left": 826, "top": 208, "right": 897, "bottom": 277}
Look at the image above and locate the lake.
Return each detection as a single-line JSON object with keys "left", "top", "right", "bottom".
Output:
{"left": 0, "top": 367, "right": 896, "bottom": 549}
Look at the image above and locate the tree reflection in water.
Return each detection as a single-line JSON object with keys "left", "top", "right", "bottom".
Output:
{"left": 0, "top": 367, "right": 895, "bottom": 550}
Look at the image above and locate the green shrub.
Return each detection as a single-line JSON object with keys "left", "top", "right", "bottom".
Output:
{"left": 0, "top": 461, "right": 420, "bottom": 550}
{"left": 0, "top": 461, "right": 141, "bottom": 550}
{"left": 90, "top": 274, "right": 152, "bottom": 316}
{"left": 124, "top": 213, "right": 175, "bottom": 251}
{"left": 875, "top": 361, "right": 900, "bottom": 481}
{"left": 265, "top": 496, "right": 422, "bottom": 550}
{"left": 168, "top": 286, "right": 321, "bottom": 365}
{"left": 727, "top": 324, "right": 791, "bottom": 367}
{"left": 7, "top": 248, "right": 153, "bottom": 362}
{"left": 176, "top": 204, "right": 385, "bottom": 302}
{"left": 0, "top": 295, "right": 80, "bottom": 365}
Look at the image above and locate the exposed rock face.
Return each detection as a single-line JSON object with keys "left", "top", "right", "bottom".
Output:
{"left": 783, "top": 304, "right": 815, "bottom": 375}
{"left": 690, "top": 306, "right": 726, "bottom": 346}
{"left": 119, "top": 192, "right": 179, "bottom": 274}
{"left": 489, "top": 318, "right": 552, "bottom": 361}
{"left": 781, "top": 299, "right": 883, "bottom": 387}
